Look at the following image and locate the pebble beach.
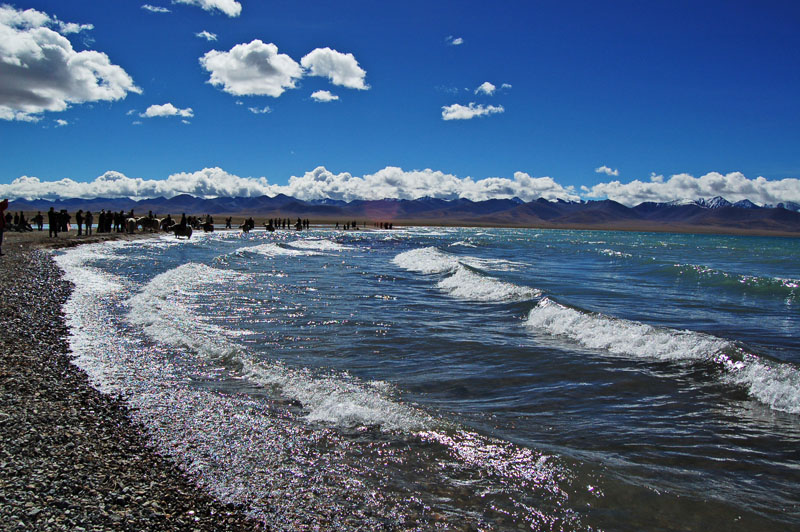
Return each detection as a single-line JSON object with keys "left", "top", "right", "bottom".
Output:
{"left": 0, "top": 230, "right": 262, "bottom": 531}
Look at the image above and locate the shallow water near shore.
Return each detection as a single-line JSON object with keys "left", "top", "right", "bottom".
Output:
{"left": 55, "top": 227, "right": 800, "bottom": 530}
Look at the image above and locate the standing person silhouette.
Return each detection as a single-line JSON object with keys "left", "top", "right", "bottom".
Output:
{"left": 85, "top": 211, "right": 93, "bottom": 235}
{"left": 76, "top": 209, "right": 84, "bottom": 236}
{"left": 0, "top": 198, "right": 8, "bottom": 255}
{"left": 47, "top": 207, "right": 58, "bottom": 238}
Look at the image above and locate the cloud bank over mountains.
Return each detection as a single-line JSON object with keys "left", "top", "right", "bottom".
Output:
{"left": 582, "top": 172, "right": 800, "bottom": 207}
{"left": 2, "top": 167, "right": 797, "bottom": 207}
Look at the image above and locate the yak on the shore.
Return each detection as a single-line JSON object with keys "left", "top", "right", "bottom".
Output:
{"left": 136, "top": 217, "right": 161, "bottom": 233}
{"left": 167, "top": 224, "right": 192, "bottom": 239}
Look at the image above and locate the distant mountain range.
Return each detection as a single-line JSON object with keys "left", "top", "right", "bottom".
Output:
{"left": 8, "top": 194, "right": 800, "bottom": 234}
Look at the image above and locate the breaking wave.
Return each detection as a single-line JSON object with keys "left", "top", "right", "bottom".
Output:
{"left": 287, "top": 239, "right": 352, "bottom": 252}
{"left": 526, "top": 298, "right": 800, "bottom": 414}
{"left": 126, "top": 263, "right": 246, "bottom": 367}
{"left": 243, "top": 362, "right": 433, "bottom": 431}
{"left": 125, "top": 262, "right": 431, "bottom": 431}
{"left": 236, "top": 243, "right": 322, "bottom": 257}
{"left": 393, "top": 247, "right": 540, "bottom": 302}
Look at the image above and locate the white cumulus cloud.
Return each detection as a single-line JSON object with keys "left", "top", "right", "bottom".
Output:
{"left": 248, "top": 106, "right": 271, "bottom": 114}
{"left": 174, "top": 0, "right": 241, "bottom": 17}
{"left": 441, "top": 102, "right": 504, "bottom": 120}
{"left": 195, "top": 30, "right": 217, "bottom": 41}
{"left": 310, "top": 90, "right": 338, "bottom": 102}
{"left": 200, "top": 40, "right": 303, "bottom": 97}
{"left": 446, "top": 36, "right": 464, "bottom": 46}
{"left": 141, "top": 103, "right": 194, "bottom": 118}
{"left": 0, "top": 5, "right": 141, "bottom": 122}
{"left": 583, "top": 171, "right": 800, "bottom": 206}
{"left": 142, "top": 4, "right": 171, "bottom": 13}
{"left": 55, "top": 119, "right": 68, "bottom": 127}
{"left": 57, "top": 21, "right": 93, "bottom": 34}
{"left": 595, "top": 165, "right": 619, "bottom": 177}
{"left": 475, "top": 82, "right": 496, "bottom": 95}
{"left": 300, "top": 47, "right": 368, "bottom": 90}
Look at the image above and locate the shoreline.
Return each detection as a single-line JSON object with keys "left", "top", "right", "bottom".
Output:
{"left": 0, "top": 231, "right": 263, "bottom": 530}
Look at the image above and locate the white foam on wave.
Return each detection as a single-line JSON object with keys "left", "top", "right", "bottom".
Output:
{"left": 287, "top": 239, "right": 351, "bottom": 251}
{"left": 393, "top": 247, "right": 460, "bottom": 274}
{"left": 127, "top": 262, "right": 432, "bottom": 430}
{"left": 236, "top": 243, "right": 321, "bottom": 257}
{"left": 393, "top": 247, "right": 539, "bottom": 302}
{"left": 438, "top": 267, "right": 541, "bottom": 302}
{"left": 126, "top": 263, "right": 246, "bottom": 367}
{"left": 526, "top": 298, "right": 800, "bottom": 414}
{"left": 725, "top": 357, "right": 800, "bottom": 414}
{"left": 463, "top": 257, "right": 524, "bottom": 272}
{"left": 527, "top": 298, "right": 730, "bottom": 360}
{"left": 54, "top": 243, "right": 132, "bottom": 391}
{"left": 55, "top": 244, "right": 125, "bottom": 296}
{"left": 243, "top": 361, "right": 433, "bottom": 431}
{"left": 598, "top": 248, "right": 633, "bottom": 258}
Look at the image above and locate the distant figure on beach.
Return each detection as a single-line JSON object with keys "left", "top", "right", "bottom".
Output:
{"left": 0, "top": 198, "right": 8, "bottom": 255}
{"left": 160, "top": 214, "right": 173, "bottom": 231}
{"left": 202, "top": 214, "right": 214, "bottom": 232}
{"left": 34, "top": 211, "right": 43, "bottom": 231}
{"left": 85, "top": 211, "right": 93, "bottom": 235}
{"left": 179, "top": 213, "right": 187, "bottom": 228}
{"left": 16, "top": 212, "right": 31, "bottom": 231}
{"left": 59, "top": 210, "right": 70, "bottom": 233}
{"left": 48, "top": 207, "right": 58, "bottom": 238}
{"left": 239, "top": 217, "right": 254, "bottom": 232}
{"left": 225, "top": 217, "right": 232, "bottom": 229}
{"left": 76, "top": 210, "right": 84, "bottom": 236}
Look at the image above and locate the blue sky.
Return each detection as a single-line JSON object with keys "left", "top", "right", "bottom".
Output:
{"left": 1, "top": 0, "right": 799, "bottom": 205}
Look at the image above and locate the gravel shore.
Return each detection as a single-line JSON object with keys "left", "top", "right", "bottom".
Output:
{"left": 0, "top": 230, "right": 263, "bottom": 530}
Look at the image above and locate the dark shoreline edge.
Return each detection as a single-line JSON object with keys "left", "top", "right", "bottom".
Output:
{"left": 0, "top": 233, "right": 263, "bottom": 530}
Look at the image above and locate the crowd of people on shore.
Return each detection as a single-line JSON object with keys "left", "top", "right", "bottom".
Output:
{"left": 0, "top": 197, "right": 398, "bottom": 256}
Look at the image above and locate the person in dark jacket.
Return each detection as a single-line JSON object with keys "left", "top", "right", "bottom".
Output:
{"left": 48, "top": 207, "right": 58, "bottom": 237}
{"left": 0, "top": 198, "right": 8, "bottom": 255}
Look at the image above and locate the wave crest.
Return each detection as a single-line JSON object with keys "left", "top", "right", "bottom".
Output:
{"left": 394, "top": 247, "right": 539, "bottom": 302}
{"left": 526, "top": 298, "right": 800, "bottom": 414}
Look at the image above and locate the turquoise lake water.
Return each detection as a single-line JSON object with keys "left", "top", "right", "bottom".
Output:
{"left": 55, "top": 227, "right": 800, "bottom": 530}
